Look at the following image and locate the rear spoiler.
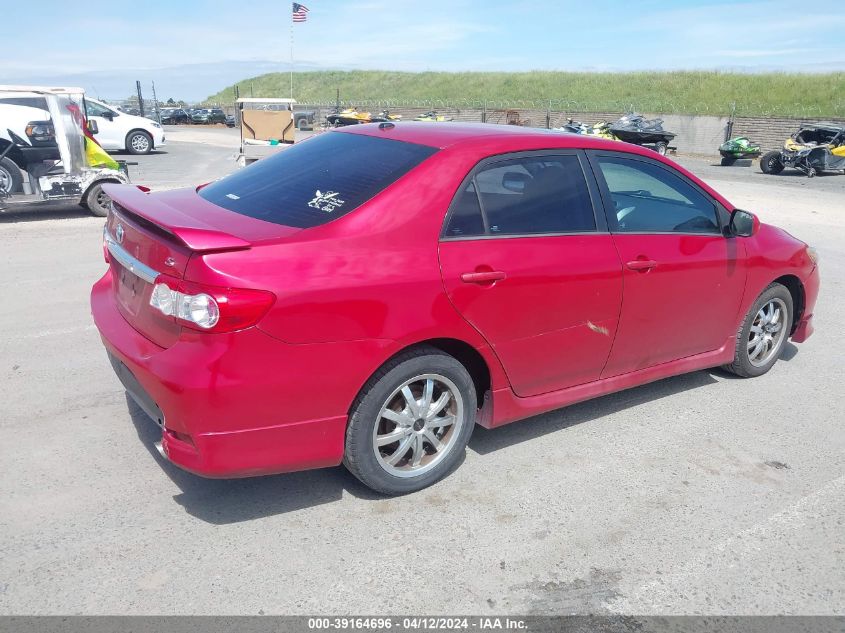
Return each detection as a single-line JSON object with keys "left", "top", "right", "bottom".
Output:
{"left": 103, "top": 184, "right": 251, "bottom": 253}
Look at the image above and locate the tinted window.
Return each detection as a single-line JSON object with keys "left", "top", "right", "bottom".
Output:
{"left": 445, "top": 181, "right": 485, "bottom": 237}
{"left": 596, "top": 157, "right": 719, "bottom": 234}
{"left": 446, "top": 155, "right": 595, "bottom": 237}
{"left": 0, "top": 97, "right": 48, "bottom": 110}
{"left": 199, "top": 132, "right": 438, "bottom": 228}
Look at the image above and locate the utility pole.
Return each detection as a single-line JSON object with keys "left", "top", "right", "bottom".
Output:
{"left": 136, "top": 81, "right": 145, "bottom": 118}
{"left": 150, "top": 80, "right": 162, "bottom": 125}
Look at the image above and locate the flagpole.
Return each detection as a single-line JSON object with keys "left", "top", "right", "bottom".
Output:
{"left": 289, "top": 9, "right": 294, "bottom": 100}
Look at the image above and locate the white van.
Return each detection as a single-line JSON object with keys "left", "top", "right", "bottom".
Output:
{"left": 83, "top": 98, "right": 165, "bottom": 154}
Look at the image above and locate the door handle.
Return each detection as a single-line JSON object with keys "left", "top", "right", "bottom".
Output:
{"left": 626, "top": 259, "right": 658, "bottom": 271}
{"left": 461, "top": 270, "right": 506, "bottom": 284}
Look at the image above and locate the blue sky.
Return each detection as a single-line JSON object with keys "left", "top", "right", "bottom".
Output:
{"left": 2, "top": 0, "right": 843, "bottom": 99}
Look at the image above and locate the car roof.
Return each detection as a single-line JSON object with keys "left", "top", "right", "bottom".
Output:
{"left": 0, "top": 85, "right": 85, "bottom": 95}
{"left": 336, "top": 121, "right": 655, "bottom": 154}
{"left": 334, "top": 121, "right": 736, "bottom": 212}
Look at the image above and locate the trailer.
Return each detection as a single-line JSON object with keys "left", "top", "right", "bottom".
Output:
{"left": 0, "top": 85, "right": 130, "bottom": 216}
{"left": 235, "top": 98, "right": 297, "bottom": 167}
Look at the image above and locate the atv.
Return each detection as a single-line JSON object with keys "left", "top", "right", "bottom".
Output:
{"left": 719, "top": 137, "right": 761, "bottom": 166}
{"left": 760, "top": 123, "right": 845, "bottom": 178}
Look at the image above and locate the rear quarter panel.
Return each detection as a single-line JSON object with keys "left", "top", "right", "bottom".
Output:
{"left": 188, "top": 144, "right": 511, "bottom": 391}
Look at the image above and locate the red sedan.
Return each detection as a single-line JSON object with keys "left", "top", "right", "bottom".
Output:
{"left": 91, "top": 123, "right": 819, "bottom": 495}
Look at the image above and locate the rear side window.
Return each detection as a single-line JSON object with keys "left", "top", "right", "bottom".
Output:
{"left": 0, "top": 97, "right": 48, "bottom": 110}
{"left": 199, "top": 132, "right": 438, "bottom": 228}
{"left": 444, "top": 154, "right": 596, "bottom": 237}
{"left": 445, "top": 181, "right": 486, "bottom": 237}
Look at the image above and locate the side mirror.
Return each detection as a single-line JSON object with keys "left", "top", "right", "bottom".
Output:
{"left": 728, "top": 208, "right": 758, "bottom": 237}
{"left": 87, "top": 120, "right": 99, "bottom": 135}
{"left": 102, "top": 111, "right": 115, "bottom": 121}
{"left": 502, "top": 171, "right": 530, "bottom": 193}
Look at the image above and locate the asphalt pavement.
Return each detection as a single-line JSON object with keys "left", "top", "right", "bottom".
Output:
{"left": 0, "top": 127, "right": 843, "bottom": 615}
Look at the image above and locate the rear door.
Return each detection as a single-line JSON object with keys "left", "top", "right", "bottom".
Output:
{"left": 588, "top": 152, "right": 748, "bottom": 377}
{"left": 438, "top": 151, "right": 623, "bottom": 397}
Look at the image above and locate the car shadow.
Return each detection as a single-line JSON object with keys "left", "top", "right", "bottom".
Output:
{"left": 711, "top": 159, "right": 755, "bottom": 168}
{"left": 126, "top": 395, "right": 384, "bottom": 525}
{"left": 0, "top": 202, "right": 92, "bottom": 223}
{"left": 111, "top": 150, "right": 168, "bottom": 156}
{"left": 126, "top": 367, "right": 732, "bottom": 523}
{"left": 469, "top": 370, "right": 719, "bottom": 455}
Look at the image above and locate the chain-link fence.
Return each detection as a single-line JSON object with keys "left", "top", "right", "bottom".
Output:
{"left": 95, "top": 80, "right": 845, "bottom": 129}
{"left": 296, "top": 98, "right": 843, "bottom": 120}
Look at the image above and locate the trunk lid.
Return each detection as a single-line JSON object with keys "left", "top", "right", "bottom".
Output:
{"left": 103, "top": 184, "right": 301, "bottom": 347}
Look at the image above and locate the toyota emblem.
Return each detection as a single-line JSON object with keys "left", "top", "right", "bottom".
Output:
{"left": 115, "top": 224, "right": 125, "bottom": 244}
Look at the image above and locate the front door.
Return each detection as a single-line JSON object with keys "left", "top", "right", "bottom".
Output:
{"left": 588, "top": 152, "right": 748, "bottom": 377}
{"left": 84, "top": 100, "right": 122, "bottom": 150}
{"left": 439, "top": 151, "right": 623, "bottom": 397}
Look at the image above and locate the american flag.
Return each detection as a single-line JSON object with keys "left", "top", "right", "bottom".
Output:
{"left": 292, "top": 2, "right": 309, "bottom": 22}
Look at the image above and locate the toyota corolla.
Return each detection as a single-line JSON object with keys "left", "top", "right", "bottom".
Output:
{"left": 91, "top": 123, "right": 819, "bottom": 495}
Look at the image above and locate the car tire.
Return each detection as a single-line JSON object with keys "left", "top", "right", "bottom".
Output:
{"left": 82, "top": 181, "right": 115, "bottom": 217}
{"left": 720, "top": 156, "right": 736, "bottom": 166}
{"left": 760, "top": 150, "right": 784, "bottom": 175}
{"left": 344, "top": 346, "right": 477, "bottom": 495}
{"left": 298, "top": 118, "right": 308, "bottom": 131}
{"left": 723, "top": 283, "right": 793, "bottom": 378}
{"left": 652, "top": 142, "right": 668, "bottom": 156}
{"left": 0, "top": 157, "right": 23, "bottom": 194}
{"left": 126, "top": 130, "right": 153, "bottom": 155}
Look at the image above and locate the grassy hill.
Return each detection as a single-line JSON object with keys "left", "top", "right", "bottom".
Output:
{"left": 205, "top": 70, "right": 845, "bottom": 118}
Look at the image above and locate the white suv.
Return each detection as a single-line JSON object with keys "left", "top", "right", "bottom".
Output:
{"left": 84, "top": 98, "right": 165, "bottom": 154}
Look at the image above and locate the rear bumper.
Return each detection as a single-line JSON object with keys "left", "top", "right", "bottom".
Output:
{"left": 91, "top": 270, "right": 350, "bottom": 478}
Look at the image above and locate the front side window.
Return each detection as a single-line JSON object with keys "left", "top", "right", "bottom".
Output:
{"left": 199, "top": 131, "right": 437, "bottom": 228}
{"left": 596, "top": 156, "right": 719, "bottom": 234}
{"left": 85, "top": 101, "right": 115, "bottom": 117}
{"left": 444, "top": 154, "right": 596, "bottom": 237}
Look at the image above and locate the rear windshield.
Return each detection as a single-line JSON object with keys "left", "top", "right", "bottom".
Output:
{"left": 199, "top": 132, "right": 437, "bottom": 228}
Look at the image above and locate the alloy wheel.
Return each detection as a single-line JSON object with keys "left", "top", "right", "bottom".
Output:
{"left": 747, "top": 298, "right": 788, "bottom": 367}
{"left": 131, "top": 134, "right": 150, "bottom": 152}
{"left": 372, "top": 374, "right": 464, "bottom": 478}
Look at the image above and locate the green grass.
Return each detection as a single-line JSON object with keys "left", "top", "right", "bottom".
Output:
{"left": 205, "top": 70, "right": 845, "bottom": 118}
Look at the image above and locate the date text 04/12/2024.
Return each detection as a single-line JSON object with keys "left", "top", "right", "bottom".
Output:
{"left": 307, "top": 617, "right": 528, "bottom": 630}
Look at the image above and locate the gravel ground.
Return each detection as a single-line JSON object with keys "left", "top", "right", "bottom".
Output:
{"left": 0, "top": 128, "right": 843, "bottom": 615}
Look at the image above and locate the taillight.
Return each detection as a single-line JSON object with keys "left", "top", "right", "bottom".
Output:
{"left": 149, "top": 276, "right": 275, "bottom": 333}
